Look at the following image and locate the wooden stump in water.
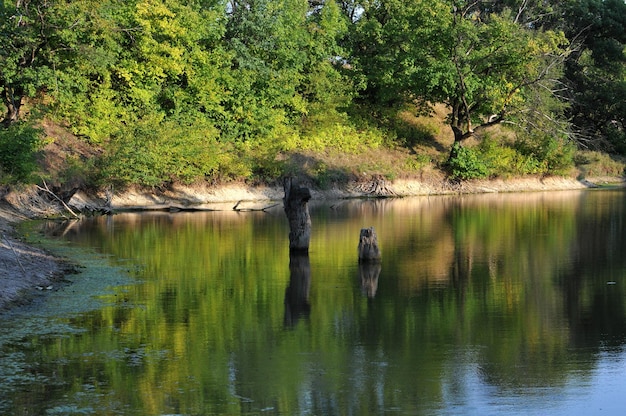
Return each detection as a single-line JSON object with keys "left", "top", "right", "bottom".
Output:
{"left": 358, "top": 227, "right": 381, "bottom": 262}
{"left": 283, "top": 177, "right": 312, "bottom": 253}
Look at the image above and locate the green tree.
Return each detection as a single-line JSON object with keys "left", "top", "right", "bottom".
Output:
{"left": 298, "top": 0, "right": 358, "bottom": 138}
{"left": 347, "top": 0, "right": 571, "bottom": 148}
{"left": 222, "top": 0, "right": 312, "bottom": 142}
{"left": 301, "top": 0, "right": 353, "bottom": 113}
{"left": 94, "top": 0, "right": 232, "bottom": 183}
{"left": 0, "top": 122, "right": 42, "bottom": 182}
{"left": 48, "top": 0, "right": 135, "bottom": 141}
{"left": 43, "top": 0, "right": 229, "bottom": 145}
{"left": 0, "top": 0, "right": 68, "bottom": 125}
{"left": 47, "top": 0, "right": 235, "bottom": 184}
{"left": 559, "top": 0, "right": 626, "bottom": 153}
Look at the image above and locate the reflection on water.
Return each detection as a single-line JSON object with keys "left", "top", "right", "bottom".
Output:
{"left": 284, "top": 254, "right": 311, "bottom": 327}
{"left": 359, "top": 262, "right": 381, "bottom": 298}
{"left": 2, "top": 189, "right": 626, "bottom": 415}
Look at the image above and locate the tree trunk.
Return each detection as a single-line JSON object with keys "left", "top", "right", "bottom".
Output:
{"left": 452, "top": 125, "right": 464, "bottom": 143}
{"left": 283, "top": 177, "right": 312, "bottom": 253}
{"left": 447, "top": 125, "right": 467, "bottom": 162}
{"left": 2, "top": 87, "right": 23, "bottom": 126}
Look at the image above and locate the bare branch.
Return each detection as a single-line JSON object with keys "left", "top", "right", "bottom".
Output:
{"left": 36, "top": 179, "right": 80, "bottom": 219}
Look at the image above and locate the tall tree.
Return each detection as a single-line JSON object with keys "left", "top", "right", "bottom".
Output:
{"left": 347, "top": 0, "right": 570, "bottom": 147}
{"left": 559, "top": 0, "right": 626, "bottom": 152}
{"left": 300, "top": 0, "right": 355, "bottom": 124}
{"left": 52, "top": 0, "right": 229, "bottom": 142}
{"left": 0, "top": 0, "right": 69, "bottom": 125}
{"left": 223, "top": 0, "right": 354, "bottom": 143}
{"left": 222, "top": 0, "right": 311, "bottom": 141}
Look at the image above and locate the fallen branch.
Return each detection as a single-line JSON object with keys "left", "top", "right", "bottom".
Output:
{"left": 36, "top": 179, "right": 80, "bottom": 219}
{"left": 233, "top": 200, "right": 280, "bottom": 212}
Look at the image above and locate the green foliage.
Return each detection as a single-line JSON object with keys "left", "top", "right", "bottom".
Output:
{"left": 100, "top": 116, "right": 222, "bottom": 186}
{"left": 221, "top": 0, "right": 309, "bottom": 142}
{"left": 448, "top": 143, "right": 488, "bottom": 180}
{"left": 514, "top": 134, "right": 576, "bottom": 176}
{"left": 347, "top": 0, "right": 570, "bottom": 146}
{"left": 574, "top": 150, "right": 626, "bottom": 178}
{"left": 449, "top": 134, "right": 575, "bottom": 181}
{"left": 559, "top": 0, "right": 626, "bottom": 153}
{"left": 0, "top": 123, "right": 42, "bottom": 183}
{"left": 0, "top": 0, "right": 624, "bottom": 187}
{"left": 296, "top": 115, "right": 386, "bottom": 154}
{"left": 478, "top": 137, "right": 542, "bottom": 177}
{"left": 0, "top": 0, "right": 58, "bottom": 124}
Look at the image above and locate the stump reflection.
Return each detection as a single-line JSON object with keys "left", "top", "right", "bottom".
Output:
{"left": 284, "top": 253, "right": 311, "bottom": 327}
{"left": 359, "top": 262, "right": 381, "bottom": 298}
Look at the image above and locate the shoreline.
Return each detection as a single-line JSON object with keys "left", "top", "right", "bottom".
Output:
{"left": 1, "top": 175, "right": 624, "bottom": 311}
{"left": 0, "top": 202, "right": 72, "bottom": 311}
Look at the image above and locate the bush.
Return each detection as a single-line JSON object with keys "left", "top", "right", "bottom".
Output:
{"left": 478, "top": 137, "right": 542, "bottom": 177}
{"left": 448, "top": 143, "right": 489, "bottom": 180}
{"left": 0, "top": 123, "right": 43, "bottom": 184}
{"left": 295, "top": 109, "right": 387, "bottom": 153}
{"left": 574, "top": 150, "right": 626, "bottom": 178}
{"left": 514, "top": 134, "right": 575, "bottom": 176}
{"left": 100, "top": 116, "right": 223, "bottom": 187}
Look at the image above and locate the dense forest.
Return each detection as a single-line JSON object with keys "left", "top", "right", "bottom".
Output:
{"left": 0, "top": 0, "right": 625, "bottom": 187}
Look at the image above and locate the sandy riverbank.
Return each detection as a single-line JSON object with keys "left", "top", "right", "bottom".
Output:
{"left": 1, "top": 175, "right": 623, "bottom": 310}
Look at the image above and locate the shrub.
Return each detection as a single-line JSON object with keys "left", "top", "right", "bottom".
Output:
{"left": 295, "top": 109, "right": 387, "bottom": 153}
{"left": 514, "top": 134, "right": 575, "bottom": 176}
{"left": 448, "top": 143, "right": 489, "bottom": 180}
{"left": 478, "top": 137, "right": 542, "bottom": 177}
{"left": 574, "top": 150, "right": 626, "bottom": 178}
{"left": 0, "top": 123, "right": 43, "bottom": 184}
{"left": 100, "top": 116, "right": 223, "bottom": 187}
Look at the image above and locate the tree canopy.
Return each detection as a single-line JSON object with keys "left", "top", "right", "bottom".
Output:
{"left": 0, "top": 0, "right": 624, "bottom": 185}
{"left": 347, "top": 0, "right": 571, "bottom": 143}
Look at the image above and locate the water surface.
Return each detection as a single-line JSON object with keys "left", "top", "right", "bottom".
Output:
{"left": 2, "top": 189, "right": 626, "bottom": 415}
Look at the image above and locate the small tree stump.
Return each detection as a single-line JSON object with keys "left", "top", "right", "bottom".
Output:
{"left": 358, "top": 227, "right": 381, "bottom": 262}
{"left": 283, "top": 177, "right": 312, "bottom": 253}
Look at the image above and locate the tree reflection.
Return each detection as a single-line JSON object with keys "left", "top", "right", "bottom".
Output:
{"left": 16, "top": 191, "right": 626, "bottom": 414}
{"left": 284, "top": 253, "right": 311, "bottom": 327}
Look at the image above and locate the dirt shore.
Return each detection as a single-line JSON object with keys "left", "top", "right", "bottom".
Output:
{"left": 0, "top": 199, "right": 69, "bottom": 310}
{"left": 0, "top": 175, "right": 623, "bottom": 311}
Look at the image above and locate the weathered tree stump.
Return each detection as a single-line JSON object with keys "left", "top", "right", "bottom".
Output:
{"left": 283, "top": 177, "right": 312, "bottom": 253}
{"left": 351, "top": 175, "right": 397, "bottom": 197}
{"left": 358, "top": 227, "right": 381, "bottom": 262}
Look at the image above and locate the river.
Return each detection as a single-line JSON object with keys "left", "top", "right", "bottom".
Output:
{"left": 1, "top": 189, "right": 626, "bottom": 415}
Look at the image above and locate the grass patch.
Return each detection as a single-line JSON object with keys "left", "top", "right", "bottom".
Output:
{"left": 575, "top": 150, "right": 626, "bottom": 178}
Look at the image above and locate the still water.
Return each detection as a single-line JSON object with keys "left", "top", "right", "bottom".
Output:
{"left": 2, "top": 189, "right": 626, "bottom": 415}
